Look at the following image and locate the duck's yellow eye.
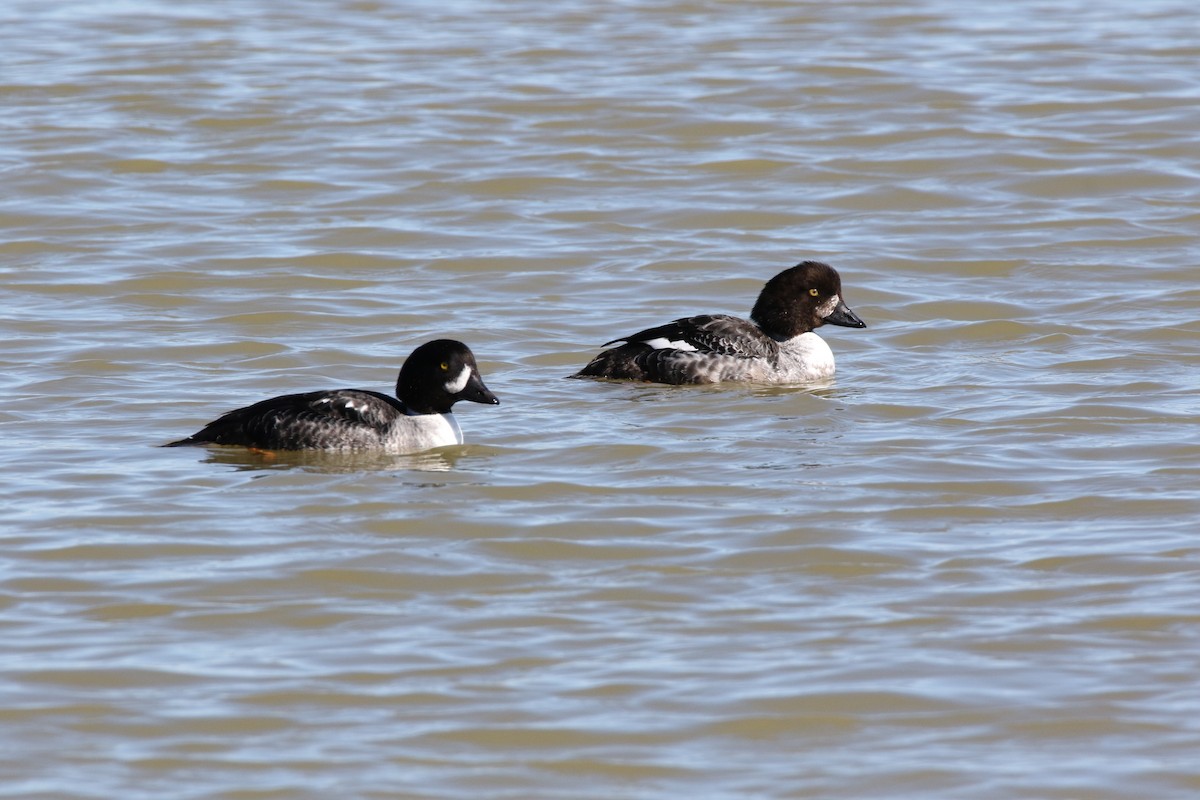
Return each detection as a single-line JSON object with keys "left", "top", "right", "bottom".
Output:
{"left": 809, "top": 288, "right": 820, "bottom": 297}
{"left": 439, "top": 362, "right": 449, "bottom": 371}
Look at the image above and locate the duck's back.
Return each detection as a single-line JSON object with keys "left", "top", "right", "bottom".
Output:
{"left": 576, "top": 314, "right": 783, "bottom": 384}
{"left": 167, "top": 389, "right": 419, "bottom": 451}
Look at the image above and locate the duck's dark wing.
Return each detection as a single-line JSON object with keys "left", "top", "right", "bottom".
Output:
{"left": 604, "top": 314, "right": 777, "bottom": 358}
{"left": 575, "top": 314, "right": 781, "bottom": 384}
{"left": 166, "top": 389, "right": 406, "bottom": 450}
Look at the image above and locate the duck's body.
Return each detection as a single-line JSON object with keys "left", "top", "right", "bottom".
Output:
{"left": 573, "top": 261, "right": 865, "bottom": 385}
{"left": 579, "top": 314, "right": 842, "bottom": 385}
{"left": 166, "top": 339, "right": 498, "bottom": 453}
{"left": 168, "top": 388, "right": 467, "bottom": 452}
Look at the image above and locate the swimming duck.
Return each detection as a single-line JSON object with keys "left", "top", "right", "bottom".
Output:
{"left": 573, "top": 260, "right": 865, "bottom": 384}
{"left": 166, "top": 339, "right": 499, "bottom": 452}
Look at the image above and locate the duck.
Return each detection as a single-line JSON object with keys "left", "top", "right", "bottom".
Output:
{"left": 165, "top": 339, "right": 499, "bottom": 452}
{"left": 572, "top": 260, "right": 865, "bottom": 385}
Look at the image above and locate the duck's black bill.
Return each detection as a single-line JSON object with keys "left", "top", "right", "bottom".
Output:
{"left": 825, "top": 300, "right": 866, "bottom": 328}
{"left": 461, "top": 372, "right": 500, "bottom": 405}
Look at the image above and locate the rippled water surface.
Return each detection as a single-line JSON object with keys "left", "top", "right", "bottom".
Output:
{"left": 3, "top": 0, "right": 1200, "bottom": 797}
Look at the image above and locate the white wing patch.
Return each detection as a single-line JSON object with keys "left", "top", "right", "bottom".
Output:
{"left": 318, "top": 396, "right": 362, "bottom": 415}
{"left": 444, "top": 365, "right": 471, "bottom": 394}
{"left": 642, "top": 337, "right": 699, "bottom": 352}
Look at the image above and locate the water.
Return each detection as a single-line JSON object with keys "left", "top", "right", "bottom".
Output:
{"left": 3, "top": 0, "right": 1199, "bottom": 797}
